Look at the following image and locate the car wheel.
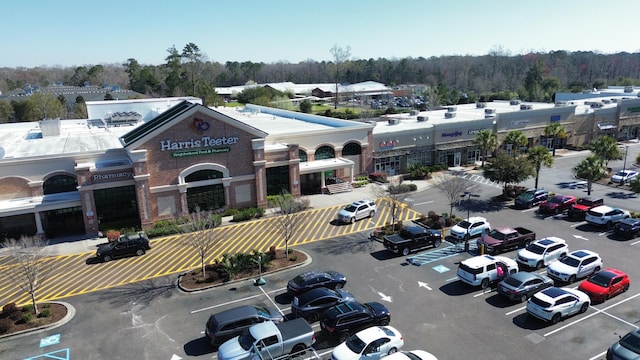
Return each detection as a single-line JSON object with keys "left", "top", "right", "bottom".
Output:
{"left": 369, "top": 211, "right": 375, "bottom": 218}
{"left": 536, "top": 261, "right": 544, "bottom": 269}
{"left": 554, "top": 208, "right": 560, "bottom": 215}
{"left": 606, "top": 221, "right": 613, "bottom": 229}
{"left": 551, "top": 313, "right": 562, "bottom": 324}
{"left": 379, "top": 318, "right": 390, "bottom": 326}
{"left": 569, "top": 275, "right": 576, "bottom": 283}
{"left": 593, "top": 266, "right": 600, "bottom": 275}
{"left": 402, "top": 247, "right": 410, "bottom": 256}
{"left": 464, "top": 233, "right": 470, "bottom": 241}
{"left": 387, "top": 348, "right": 398, "bottom": 355}
{"left": 520, "top": 294, "right": 528, "bottom": 303}
{"left": 307, "top": 313, "right": 319, "bottom": 323}
{"left": 580, "top": 302, "right": 589, "bottom": 313}
{"left": 434, "top": 239, "right": 442, "bottom": 248}
{"left": 334, "top": 283, "right": 344, "bottom": 290}
{"left": 350, "top": 217, "right": 355, "bottom": 224}
{"left": 481, "top": 278, "right": 489, "bottom": 289}
{"left": 135, "top": 249, "right": 145, "bottom": 256}
{"left": 291, "top": 344, "right": 306, "bottom": 355}
{"left": 338, "top": 332, "right": 350, "bottom": 343}
{"left": 102, "top": 255, "right": 112, "bottom": 262}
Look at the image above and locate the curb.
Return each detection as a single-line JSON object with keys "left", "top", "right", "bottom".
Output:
{"left": 0, "top": 301, "right": 76, "bottom": 341}
{"left": 176, "top": 249, "right": 313, "bottom": 294}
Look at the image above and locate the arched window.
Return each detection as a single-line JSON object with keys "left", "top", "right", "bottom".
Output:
{"left": 185, "top": 169, "right": 223, "bottom": 182}
{"left": 299, "top": 149, "right": 307, "bottom": 162}
{"left": 43, "top": 175, "right": 78, "bottom": 194}
{"left": 315, "top": 146, "right": 335, "bottom": 160}
{"left": 342, "top": 142, "right": 361, "bottom": 155}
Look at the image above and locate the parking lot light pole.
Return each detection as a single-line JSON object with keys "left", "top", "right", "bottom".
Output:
{"left": 623, "top": 145, "right": 629, "bottom": 172}
{"left": 254, "top": 255, "right": 266, "bottom": 286}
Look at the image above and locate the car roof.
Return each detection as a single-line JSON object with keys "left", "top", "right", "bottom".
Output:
{"left": 537, "top": 287, "right": 570, "bottom": 300}
{"left": 209, "top": 305, "right": 261, "bottom": 323}
{"left": 508, "top": 271, "right": 544, "bottom": 282}
{"left": 619, "top": 217, "right": 640, "bottom": 225}
{"left": 536, "top": 237, "right": 566, "bottom": 246}
{"left": 351, "top": 199, "right": 374, "bottom": 206}
{"left": 568, "top": 250, "right": 596, "bottom": 258}
{"left": 462, "top": 255, "right": 498, "bottom": 267}
{"left": 296, "top": 287, "right": 337, "bottom": 303}
{"left": 598, "top": 268, "right": 627, "bottom": 278}
{"left": 589, "top": 205, "right": 616, "bottom": 213}
{"left": 465, "top": 216, "right": 487, "bottom": 222}
{"left": 296, "top": 270, "right": 331, "bottom": 280}
{"left": 355, "top": 325, "right": 400, "bottom": 342}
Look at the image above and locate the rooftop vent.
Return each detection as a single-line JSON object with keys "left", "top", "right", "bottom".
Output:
{"left": 590, "top": 102, "right": 604, "bottom": 108}
{"left": 39, "top": 118, "right": 61, "bottom": 137}
{"left": 476, "top": 102, "right": 486, "bottom": 108}
{"left": 520, "top": 104, "right": 533, "bottom": 110}
{"left": 388, "top": 118, "right": 400, "bottom": 125}
{"left": 624, "top": 86, "right": 633, "bottom": 93}
{"left": 555, "top": 101, "right": 568, "bottom": 107}
{"left": 446, "top": 106, "right": 457, "bottom": 112}
{"left": 510, "top": 99, "right": 521, "bottom": 105}
{"left": 445, "top": 112, "right": 457, "bottom": 119}
{"left": 485, "top": 114, "right": 496, "bottom": 119}
{"left": 410, "top": 110, "right": 419, "bottom": 116}
{"left": 417, "top": 116, "right": 428, "bottom": 122}
{"left": 484, "top": 108, "right": 496, "bottom": 115}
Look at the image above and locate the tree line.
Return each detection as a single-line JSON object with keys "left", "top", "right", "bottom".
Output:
{"left": 2, "top": 43, "right": 640, "bottom": 122}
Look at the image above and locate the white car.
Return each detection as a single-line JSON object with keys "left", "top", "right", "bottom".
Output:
{"left": 383, "top": 350, "right": 438, "bottom": 360}
{"left": 546, "top": 249, "right": 602, "bottom": 283}
{"left": 331, "top": 326, "right": 404, "bottom": 360}
{"left": 526, "top": 287, "right": 590, "bottom": 324}
{"left": 449, "top": 217, "right": 491, "bottom": 241}
{"left": 611, "top": 169, "right": 639, "bottom": 184}
{"left": 336, "top": 199, "right": 377, "bottom": 224}
{"left": 516, "top": 237, "right": 569, "bottom": 269}
{"left": 585, "top": 205, "right": 630, "bottom": 228}
{"left": 457, "top": 255, "right": 519, "bottom": 289}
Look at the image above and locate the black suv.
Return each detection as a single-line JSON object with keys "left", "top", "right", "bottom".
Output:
{"left": 205, "top": 305, "right": 283, "bottom": 347}
{"left": 96, "top": 232, "right": 151, "bottom": 262}
{"left": 320, "top": 301, "right": 390, "bottom": 342}
{"left": 514, "top": 188, "right": 549, "bottom": 209}
{"left": 614, "top": 218, "right": 640, "bottom": 239}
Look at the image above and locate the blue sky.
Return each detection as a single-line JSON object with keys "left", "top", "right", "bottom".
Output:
{"left": 4, "top": 0, "right": 640, "bottom": 68}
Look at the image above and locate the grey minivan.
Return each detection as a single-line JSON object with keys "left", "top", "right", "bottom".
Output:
{"left": 205, "top": 305, "right": 283, "bottom": 347}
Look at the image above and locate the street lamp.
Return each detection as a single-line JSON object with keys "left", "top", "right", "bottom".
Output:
{"left": 461, "top": 191, "right": 471, "bottom": 220}
{"left": 623, "top": 145, "right": 629, "bottom": 172}
{"left": 254, "top": 255, "right": 266, "bottom": 286}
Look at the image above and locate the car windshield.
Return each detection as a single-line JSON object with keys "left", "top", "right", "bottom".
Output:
{"left": 488, "top": 230, "right": 506, "bottom": 240}
{"left": 238, "top": 330, "right": 257, "bottom": 350}
{"left": 519, "top": 193, "right": 534, "bottom": 200}
{"left": 255, "top": 306, "right": 269, "bottom": 318}
{"left": 587, "top": 273, "right": 612, "bottom": 287}
{"left": 549, "top": 197, "right": 562, "bottom": 204}
{"left": 345, "top": 335, "right": 367, "bottom": 354}
{"left": 401, "top": 352, "right": 422, "bottom": 360}
{"left": 344, "top": 205, "right": 357, "bottom": 212}
{"left": 619, "top": 332, "right": 640, "bottom": 354}
{"left": 529, "top": 296, "right": 551, "bottom": 308}
{"left": 559, "top": 256, "right": 580, "bottom": 267}
{"left": 577, "top": 198, "right": 594, "bottom": 206}
{"left": 504, "top": 276, "right": 523, "bottom": 287}
{"left": 457, "top": 221, "right": 471, "bottom": 229}
{"left": 526, "top": 243, "right": 546, "bottom": 255}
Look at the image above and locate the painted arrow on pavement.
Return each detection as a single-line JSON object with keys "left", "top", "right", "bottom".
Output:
{"left": 418, "top": 281, "right": 432, "bottom": 290}
{"left": 573, "top": 234, "right": 589, "bottom": 241}
{"left": 171, "top": 355, "right": 182, "bottom": 360}
{"left": 377, "top": 292, "right": 392, "bottom": 302}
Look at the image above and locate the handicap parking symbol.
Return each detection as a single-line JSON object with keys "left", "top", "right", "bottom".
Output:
{"left": 39, "top": 334, "right": 60, "bottom": 347}
{"left": 24, "top": 348, "right": 69, "bottom": 360}
{"left": 432, "top": 265, "right": 450, "bottom": 273}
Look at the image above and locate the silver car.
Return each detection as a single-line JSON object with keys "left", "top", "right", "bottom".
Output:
{"left": 336, "top": 199, "right": 376, "bottom": 224}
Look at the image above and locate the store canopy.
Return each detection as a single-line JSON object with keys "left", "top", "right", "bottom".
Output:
{"left": 597, "top": 123, "right": 616, "bottom": 130}
{"left": 299, "top": 157, "right": 354, "bottom": 174}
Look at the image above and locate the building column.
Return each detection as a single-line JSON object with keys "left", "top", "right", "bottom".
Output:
{"left": 34, "top": 211, "right": 44, "bottom": 235}
{"left": 252, "top": 139, "right": 267, "bottom": 208}
{"left": 178, "top": 183, "right": 189, "bottom": 217}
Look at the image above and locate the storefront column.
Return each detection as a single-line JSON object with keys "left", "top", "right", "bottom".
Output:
{"left": 349, "top": 164, "right": 355, "bottom": 183}
{"left": 222, "top": 178, "right": 232, "bottom": 207}
{"left": 178, "top": 184, "right": 189, "bottom": 217}
{"left": 253, "top": 139, "right": 267, "bottom": 208}
{"left": 34, "top": 211, "right": 44, "bottom": 235}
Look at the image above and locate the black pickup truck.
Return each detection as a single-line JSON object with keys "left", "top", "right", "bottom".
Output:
{"left": 383, "top": 225, "right": 442, "bottom": 256}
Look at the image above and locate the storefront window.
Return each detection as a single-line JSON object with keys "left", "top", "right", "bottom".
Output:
{"left": 43, "top": 174, "right": 78, "bottom": 195}
{"left": 374, "top": 157, "right": 400, "bottom": 175}
{"left": 299, "top": 149, "right": 307, "bottom": 162}
{"left": 342, "top": 142, "right": 361, "bottom": 155}
{"left": 187, "top": 185, "right": 225, "bottom": 212}
{"left": 185, "top": 169, "right": 223, "bottom": 182}
{"left": 94, "top": 186, "right": 140, "bottom": 230}
{"left": 407, "top": 151, "right": 432, "bottom": 166}
{"left": 315, "top": 146, "right": 335, "bottom": 160}
{"left": 266, "top": 166, "right": 290, "bottom": 196}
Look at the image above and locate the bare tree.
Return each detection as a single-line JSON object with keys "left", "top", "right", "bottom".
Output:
{"left": 330, "top": 44, "right": 351, "bottom": 109}
{"left": 269, "top": 192, "right": 309, "bottom": 257}
{"left": 1, "top": 236, "right": 55, "bottom": 315}
{"left": 371, "top": 182, "right": 407, "bottom": 226}
{"left": 433, "top": 175, "right": 473, "bottom": 218}
{"left": 181, "top": 207, "right": 221, "bottom": 279}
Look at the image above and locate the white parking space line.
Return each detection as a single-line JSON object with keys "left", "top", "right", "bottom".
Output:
{"left": 257, "top": 285, "right": 289, "bottom": 317}
{"left": 445, "top": 277, "right": 458, "bottom": 282}
{"left": 598, "top": 231, "right": 610, "bottom": 236}
{"left": 505, "top": 306, "right": 527, "bottom": 316}
{"left": 190, "top": 287, "right": 287, "bottom": 314}
{"left": 588, "top": 350, "right": 607, "bottom": 360}
{"left": 631, "top": 239, "right": 640, "bottom": 246}
{"left": 570, "top": 222, "right": 587, "bottom": 228}
{"left": 544, "top": 292, "right": 640, "bottom": 337}
{"left": 473, "top": 288, "right": 495, "bottom": 298}
{"left": 414, "top": 201, "right": 434, "bottom": 206}
{"left": 521, "top": 208, "right": 538, "bottom": 213}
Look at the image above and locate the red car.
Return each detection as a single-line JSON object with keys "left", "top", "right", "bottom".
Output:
{"left": 578, "top": 268, "right": 630, "bottom": 303}
{"left": 538, "top": 194, "right": 577, "bottom": 215}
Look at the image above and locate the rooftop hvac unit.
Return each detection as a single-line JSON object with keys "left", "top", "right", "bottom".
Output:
{"left": 447, "top": 106, "right": 457, "bottom": 112}
{"left": 590, "top": 102, "right": 603, "bottom": 108}
{"left": 388, "top": 118, "right": 400, "bottom": 125}
{"left": 510, "top": 99, "right": 521, "bottom": 105}
{"left": 520, "top": 104, "right": 533, "bottom": 110}
{"left": 555, "top": 101, "right": 568, "bottom": 107}
{"left": 484, "top": 108, "right": 496, "bottom": 114}
{"left": 485, "top": 114, "right": 496, "bottom": 119}
{"left": 476, "top": 102, "right": 486, "bottom": 108}
{"left": 410, "top": 110, "right": 419, "bottom": 116}
{"left": 624, "top": 86, "right": 633, "bottom": 93}
{"left": 417, "top": 116, "right": 428, "bottom": 122}
{"left": 445, "top": 112, "right": 456, "bottom": 119}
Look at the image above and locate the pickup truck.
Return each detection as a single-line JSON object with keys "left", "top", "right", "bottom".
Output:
{"left": 217, "top": 318, "right": 315, "bottom": 360}
{"left": 383, "top": 225, "right": 442, "bottom": 256}
{"left": 476, "top": 227, "right": 536, "bottom": 255}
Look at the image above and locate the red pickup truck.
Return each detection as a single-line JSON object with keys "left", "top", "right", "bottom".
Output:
{"left": 476, "top": 227, "right": 536, "bottom": 254}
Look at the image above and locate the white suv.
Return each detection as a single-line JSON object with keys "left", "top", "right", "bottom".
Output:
{"left": 585, "top": 205, "right": 630, "bottom": 228}
{"left": 516, "top": 237, "right": 569, "bottom": 269}
{"left": 336, "top": 199, "right": 376, "bottom": 224}
{"left": 546, "top": 249, "right": 602, "bottom": 283}
{"left": 450, "top": 217, "right": 491, "bottom": 241}
{"left": 457, "top": 255, "right": 519, "bottom": 289}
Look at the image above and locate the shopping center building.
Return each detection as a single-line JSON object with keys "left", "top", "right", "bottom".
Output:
{"left": 1, "top": 89, "right": 640, "bottom": 240}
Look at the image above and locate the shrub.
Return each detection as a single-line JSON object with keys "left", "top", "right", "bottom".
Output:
{"left": 2, "top": 302, "right": 18, "bottom": 315}
{"left": 369, "top": 172, "right": 388, "bottom": 183}
{"left": 289, "top": 255, "right": 298, "bottom": 262}
{"left": 22, "top": 304, "right": 34, "bottom": 313}
{"left": 221, "top": 208, "right": 240, "bottom": 217}
{"left": 231, "top": 207, "right": 265, "bottom": 222}
{"left": 0, "top": 318, "right": 12, "bottom": 334}
{"left": 18, "top": 313, "right": 33, "bottom": 324}
{"left": 38, "top": 308, "right": 51, "bottom": 318}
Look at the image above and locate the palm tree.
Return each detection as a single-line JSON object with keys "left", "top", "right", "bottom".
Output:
{"left": 590, "top": 135, "right": 623, "bottom": 167}
{"left": 573, "top": 155, "right": 608, "bottom": 195}
{"left": 544, "top": 122, "right": 567, "bottom": 156}
{"left": 503, "top": 130, "right": 528, "bottom": 156}
{"left": 527, "top": 145, "right": 554, "bottom": 189}
{"left": 474, "top": 129, "right": 498, "bottom": 167}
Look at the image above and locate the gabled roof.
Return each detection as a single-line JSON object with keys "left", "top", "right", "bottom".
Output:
{"left": 120, "top": 100, "right": 195, "bottom": 147}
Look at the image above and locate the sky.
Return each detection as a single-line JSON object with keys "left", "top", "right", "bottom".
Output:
{"left": 3, "top": 0, "right": 640, "bottom": 68}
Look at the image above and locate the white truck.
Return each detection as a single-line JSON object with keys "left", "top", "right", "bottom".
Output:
{"left": 217, "top": 318, "right": 315, "bottom": 360}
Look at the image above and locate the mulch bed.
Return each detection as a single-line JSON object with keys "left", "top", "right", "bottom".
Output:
{"left": 0, "top": 303, "right": 67, "bottom": 336}
{"left": 179, "top": 249, "right": 307, "bottom": 290}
